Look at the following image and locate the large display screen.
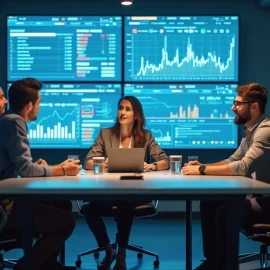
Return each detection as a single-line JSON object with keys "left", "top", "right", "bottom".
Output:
{"left": 6, "top": 15, "right": 240, "bottom": 150}
{"left": 125, "top": 16, "right": 239, "bottom": 82}
{"left": 7, "top": 16, "right": 122, "bottom": 81}
{"left": 124, "top": 83, "right": 238, "bottom": 149}
{"left": 8, "top": 83, "right": 121, "bottom": 148}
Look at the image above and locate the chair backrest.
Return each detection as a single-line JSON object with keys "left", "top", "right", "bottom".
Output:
{"left": 0, "top": 206, "right": 7, "bottom": 235}
{"left": 241, "top": 223, "right": 270, "bottom": 246}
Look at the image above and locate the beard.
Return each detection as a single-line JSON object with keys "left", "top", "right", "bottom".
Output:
{"left": 0, "top": 105, "right": 5, "bottom": 112}
{"left": 28, "top": 107, "right": 38, "bottom": 121}
{"left": 234, "top": 111, "right": 252, "bottom": 125}
{"left": 0, "top": 108, "right": 5, "bottom": 116}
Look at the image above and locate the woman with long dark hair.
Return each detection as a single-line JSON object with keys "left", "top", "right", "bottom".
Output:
{"left": 84, "top": 96, "right": 169, "bottom": 270}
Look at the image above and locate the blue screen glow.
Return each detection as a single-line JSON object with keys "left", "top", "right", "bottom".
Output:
{"left": 124, "top": 83, "right": 238, "bottom": 149}
{"left": 8, "top": 83, "right": 122, "bottom": 149}
{"left": 7, "top": 16, "right": 122, "bottom": 81}
{"left": 125, "top": 16, "right": 239, "bottom": 82}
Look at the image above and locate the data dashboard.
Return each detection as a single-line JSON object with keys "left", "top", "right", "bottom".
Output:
{"left": 7, "top": 16, "right": 122, "bottom": 81}
{"left": 124, "top": 83, "right": 238, "bottom": 148}
{"left": 8, "top": 83, "right": 121, "bottom": 148}
{"left": 6, "top": 15, "right": 240, "bottom": 150}
{"left": 125, "top": 16, "right": 239, "bottom": 82}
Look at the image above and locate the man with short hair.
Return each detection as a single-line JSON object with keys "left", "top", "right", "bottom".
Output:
{"left": 0, "top": 79, "right": 80, "bottom": 270}
{"left": 0, "top": 78, "right": 81, "bottom": 179}
{"left": 0, "top": 87, "right": 8, "bottom": 116}
{"left": 183, "top": 83, "right": 270, "bottom": 270}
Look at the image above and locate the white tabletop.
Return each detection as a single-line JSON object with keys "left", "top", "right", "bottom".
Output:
{"left": 0, "top": 171, "right": 270, "bottom": 195}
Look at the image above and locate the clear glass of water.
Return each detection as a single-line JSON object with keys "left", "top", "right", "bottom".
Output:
{"left": 188, "top": 156, "right": 199, "bottom": 162}
{"left": 93, "top": 157, "right": 105, "bottom": 175}
{"left": 67, "top": 155, "right": 79, "bottom": 160}
{"left": 170, "top": 155, "right": 182, "bottom": 174}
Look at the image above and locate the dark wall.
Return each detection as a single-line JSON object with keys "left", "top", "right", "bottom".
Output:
{"left": 1, "top": 0, "right": 270, "bottom": 165}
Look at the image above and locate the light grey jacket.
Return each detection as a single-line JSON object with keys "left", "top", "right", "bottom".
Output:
{"left": 85, "top": 128, "right": 169, "bottom": 166}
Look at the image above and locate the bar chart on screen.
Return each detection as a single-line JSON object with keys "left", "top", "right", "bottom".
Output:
{"left": 28, "top": 104, "right": 80, "bottom": 144}
{"left": 124, "top": 83, "right": 238, "bottom": 149}
{"left": 8, "top": 83, "right": 122, "bottom": 149}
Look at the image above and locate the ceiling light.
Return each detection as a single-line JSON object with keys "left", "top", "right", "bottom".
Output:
{"left": 121, "top": 0, "right": 133, "bottom": 5}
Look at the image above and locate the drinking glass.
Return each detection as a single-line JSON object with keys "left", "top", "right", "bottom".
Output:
{"left": 170, "top": 155, "right": 182, "bottom": 174}
{"left": 93, "top": 157, "right": 105, "bottom": 174}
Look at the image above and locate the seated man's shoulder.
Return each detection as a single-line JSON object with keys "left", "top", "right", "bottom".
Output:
{"left": 0, "top": 113, "right": 25, "bottom": 127}
{"left": 255, "top": 117, "right": 270, "bottom": 140}
{"left": 262, "top": 117, "right": 270, "bottom": 124}
{"left": 260, "top": 117, "right": 270, "bottom": 128}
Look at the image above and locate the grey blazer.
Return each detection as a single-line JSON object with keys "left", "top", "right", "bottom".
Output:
{"left": 85, "top": 128, "right": 170, "bottom": 167}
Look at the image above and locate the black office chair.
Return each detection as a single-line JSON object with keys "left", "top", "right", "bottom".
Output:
{"left": 0, "top": 232, "right": 66, "bottom": 269}
{"left": 0, "top": 204, "right": 15, "bottom": 270}
{"left": 0, "top": 231, "right": 22, "bottom": 269}
{"left": 75, "top": 200, "right": 160, "bottom": 268}
{"left": 239, "top": 224, "right": 270, "bottom": 269}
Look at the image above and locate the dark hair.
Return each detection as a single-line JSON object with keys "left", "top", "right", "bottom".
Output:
{"left": 236, "top": 83, "right": 268, "bottom": 113}
{"left": 111, "top": 96, "right": 146, "bottom": 147}
{"left": 8, "top": 78, "right": 42, "bottom": 113}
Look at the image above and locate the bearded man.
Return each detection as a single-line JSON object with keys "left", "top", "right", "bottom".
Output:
{"left": 183, "top": 83, "right": 270, "bottom": 270}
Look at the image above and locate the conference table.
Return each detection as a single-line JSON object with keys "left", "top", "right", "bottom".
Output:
{"left": 1, "top": 170, "right": 270, "bottom": 270}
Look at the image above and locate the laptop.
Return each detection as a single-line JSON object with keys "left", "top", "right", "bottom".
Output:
{"left": 107, "top": 148, "right": 145, "bottom": 173}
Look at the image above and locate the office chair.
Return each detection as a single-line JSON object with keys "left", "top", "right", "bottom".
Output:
{"left": 0, "top": 232, "right": 66, "bottom": 269}
{"left": 0, "top": 204, "right": 66, "bottom": 269}
{"left": 0, "top": 230, "right": 23, "bottom": 269}
{"left": 239, "top": 223, "right": 270, "bottom": 269}
{"left": 0, "top": 205, "right": 15, "bottom": 269}
{"left": 75, "top": 200, "right": 160, "bottom": 268}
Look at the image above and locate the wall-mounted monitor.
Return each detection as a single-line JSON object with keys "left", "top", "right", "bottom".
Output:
{"left": 7, "top": 16, "right": 122, "bottom": 81}
{"left": 8, "top": 83, "right": 121, "bottom": 149}
{"left": 124, "top": 83, "right": 238, "bottom": 149}
{"left": 125, "top": 16, "right": 239, "bottom": 82}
